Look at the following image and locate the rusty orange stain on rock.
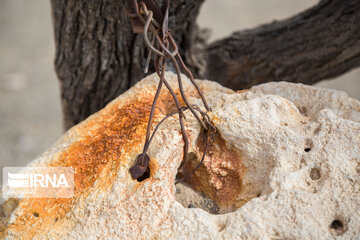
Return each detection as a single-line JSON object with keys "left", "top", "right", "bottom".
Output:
{"left": 181, "top": 132, "right": 246, "bottom": 213}
{"left": 0, "top": 81, "right": 220, "bottom": 238}
{"left": 0, "top": 86, "right": 188, "bottom": 239}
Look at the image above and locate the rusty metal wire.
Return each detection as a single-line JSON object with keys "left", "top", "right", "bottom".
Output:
{"left": 127, "top": 0, "right": 216, "bottom": 183}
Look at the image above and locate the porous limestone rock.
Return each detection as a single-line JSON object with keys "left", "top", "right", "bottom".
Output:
{"left": 0, "top": 72, "right": 359, "bottom": 239}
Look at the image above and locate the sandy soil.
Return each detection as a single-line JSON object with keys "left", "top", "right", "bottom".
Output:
{"left": 0, "top": 0, "right": 359, "bottom": 180}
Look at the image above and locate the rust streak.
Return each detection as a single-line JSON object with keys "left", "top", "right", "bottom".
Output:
{"left": 1, "top": 87, "right": 192, "bottom": 239}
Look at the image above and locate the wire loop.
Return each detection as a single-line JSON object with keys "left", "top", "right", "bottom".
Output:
{"left": 127, "top": 0, "right": 216, "bottom": 184}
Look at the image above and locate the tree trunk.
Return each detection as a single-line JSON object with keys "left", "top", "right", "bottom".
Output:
{"left": 51, "top": 0, "right": 205, "bottom": 129}
{"left": 51, "top": 0, "right": 360, "bottom": 129}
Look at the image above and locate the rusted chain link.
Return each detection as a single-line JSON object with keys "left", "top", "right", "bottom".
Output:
{"left": 127, "top": 0, "right": 216, "bottom": 183}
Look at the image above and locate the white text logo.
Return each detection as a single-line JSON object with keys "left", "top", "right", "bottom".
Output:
{"left": 3, "top": 167, "right": 74, "bottom": 198}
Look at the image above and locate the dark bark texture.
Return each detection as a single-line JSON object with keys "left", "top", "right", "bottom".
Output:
{"left": 206, "top": 0, "right": 360, "bottom": 89}
{"left": 51, "top": 0, "right": 360, "bottom": 129}
{"left": 51, "top": 0, "right": 205, "bottom": 129}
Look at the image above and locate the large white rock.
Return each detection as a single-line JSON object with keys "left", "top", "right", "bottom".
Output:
{"left": 0, "top": 72, "right": 359, "bottom": 239}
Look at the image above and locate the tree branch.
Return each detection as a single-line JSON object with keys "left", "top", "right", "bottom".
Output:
{"left": 51, "top": 0, "right": 360, "bottom": 129}
{"left": 205, "top": 0, "right": 360, "bottom": 89}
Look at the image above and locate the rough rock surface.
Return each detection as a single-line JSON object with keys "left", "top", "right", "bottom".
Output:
{"left": 0, "top": 72, "right": 359, "bottom": 239}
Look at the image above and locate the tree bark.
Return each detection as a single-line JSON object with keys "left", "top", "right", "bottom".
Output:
{"left": 51, "top": 0, "right": 205, "bottom": 129}
{"left": 51, "top": 0, "right": 360, "bottom": 129}
{"left": 206, "top": 0, "right": 360, "bottom": 89}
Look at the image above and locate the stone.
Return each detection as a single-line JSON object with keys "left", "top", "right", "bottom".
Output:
{"left": 0, "top": 72, "right": 359, "bottom": 239}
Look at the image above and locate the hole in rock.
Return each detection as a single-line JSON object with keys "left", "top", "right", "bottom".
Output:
{"left": 176, "top": 184, "right": 220, "bottom": 214}
{"left": 298, "top": 106, "right": 308, "bottom": 116}
{"left": 304, "top": 139, "right": 313, "bottom": 152}
{"left": 310, "top": 168, "right": 321, "bottom": 180}
{"left": 33, "top": 212, "right": 39, "bottom": 217}
{"left": 175, "top": 131, "right": 274, "bottom": 215}
{"left": 330, "top": 219, "right": 346, "bottom": 235}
